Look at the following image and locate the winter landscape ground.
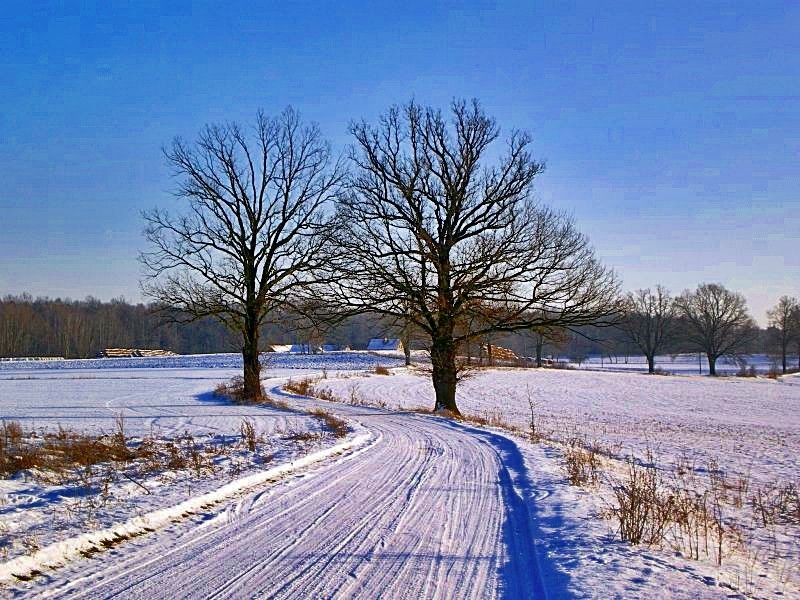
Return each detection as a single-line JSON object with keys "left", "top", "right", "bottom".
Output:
{"left": 0, "top": 353, "right": 797, "bottom": 598}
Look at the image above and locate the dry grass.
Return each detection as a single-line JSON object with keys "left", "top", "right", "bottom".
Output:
{"left": 284, "top": 377, "right": 315, "bottom": 396}
{"left": 215, "top": 377, "right": 289, "bottom": 409}
{"left": 307, "top": 408, "right": 349, "bottom": 438}
{"left": 752, "top": 482, "right": 800, "bottom": 526}
{"left": 736, "top": 365, "right": 758, "bottom": 378}
{"left": 0, "top": 417, "right": 273, "bottom": 486}
{"left": 239, "top": 418, "right": 257, "bottom": 452}
{"left": 563, "top": 441, "right": 602, "bottom": 487}
{"left": 373, "top": 365, "right": 391, "bottom": 376}
{"left": 213, "top": 376, "right": 265, "bottom": 403}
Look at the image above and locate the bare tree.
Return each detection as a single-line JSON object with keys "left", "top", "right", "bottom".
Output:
{"left": 620, "top": 285, "right": 676, "bottom": 373}
{"left": 532, "top": 325, "right": 568, "bottom": 368}
{"left": 141, "top": 108, "right": 343, "bottom": 399}
{"left": 767, "top": 295, "right": 799, "bottom": 373}
{"left": 674, "top": 283, "right": 756, "bottom": 376}
{"left": 327, "top": 100, "right": 619, "bottom": 413}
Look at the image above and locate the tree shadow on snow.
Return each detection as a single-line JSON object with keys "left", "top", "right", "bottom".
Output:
{"left": 437, "top": 420, "right": 575, "bottom": 599}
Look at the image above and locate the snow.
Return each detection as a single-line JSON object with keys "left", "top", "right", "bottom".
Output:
{"left": 1, "top": 354, "right": 797, "bottom": 597}
{"left": 317, "top": 366, "right": 800, "bottom": 597}
{"left": 571, "top": 352, "right": 785, "bottom": 375}
{"left": 0, "top": 429, "right": 371, "bottom": 586}
{"left": 0, "top": 351, "right": 404, "bottom": 373}
{"left": 0, "top": 362, "right": 364, "bottom": 578}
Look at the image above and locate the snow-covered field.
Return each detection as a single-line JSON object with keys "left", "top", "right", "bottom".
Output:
{"left": 1, "top": 353, "right": 798, "bottom": 598}
{"left": 0, "top": 361, "right": 359, "bottom": 580}
{"left": 0, "top": 351, "right": 403, "bottom": 374}
{"left": 571, "top": 353, "right": 788, "bottom": 375}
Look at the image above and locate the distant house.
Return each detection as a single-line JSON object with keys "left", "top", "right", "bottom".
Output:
{"left": 367, "top": 338, "right": 404, "bottom": 353}
{"left": 265, "top": 344, "right": 292, "bottom": 353}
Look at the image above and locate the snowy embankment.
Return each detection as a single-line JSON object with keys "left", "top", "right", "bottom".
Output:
{"left": 316, "top": 367, "right": 800, "bottom": 598}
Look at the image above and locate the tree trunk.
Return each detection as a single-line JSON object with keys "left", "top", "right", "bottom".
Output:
{"left": 430, "top": 333, "right": 459, "bottom": 414}
{"left": 402, "top": 337, "right": 412, "bottom": 366}
{"left": 781, "top": 342, "right": 787, "bottom": 374}
{"left": 242, "top": 321, "right": 261, "bottom": 400}
{"left": 647, "top": 354, "right": 655, "bottom": 374}
{"left": 535, "top": 338, "right": 543, "bottom": 368}
{"left": 707, "top": 354, "right": 717, "bottom": 376}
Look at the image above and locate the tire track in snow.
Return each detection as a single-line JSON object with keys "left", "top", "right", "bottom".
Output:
{"left": 21, "top": 390, "right": 547, "bottom": 599}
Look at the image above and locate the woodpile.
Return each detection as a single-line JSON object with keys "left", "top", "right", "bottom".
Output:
{"left": 98, "top": 349, "right": 178, "bottom": 358}
{"left": 482, "top": 344, "right": 517, "bottom": 361}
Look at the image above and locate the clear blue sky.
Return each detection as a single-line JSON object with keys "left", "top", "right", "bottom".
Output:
{"left": 1, "top": 1, "right": 797, "bottom": 323}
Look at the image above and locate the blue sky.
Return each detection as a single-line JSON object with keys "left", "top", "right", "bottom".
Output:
{"left": 0, "top": 1, "right": 797, "bottom": 322}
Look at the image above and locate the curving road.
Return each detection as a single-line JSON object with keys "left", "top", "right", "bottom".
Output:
{"left": 28, "top": 381, "right": 547, "bottom": 599}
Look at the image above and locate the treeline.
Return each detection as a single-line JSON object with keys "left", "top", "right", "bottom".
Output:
{"left": 2, "top": 289, "right": 797, "bottom": 370}
{"left": 0, "top": 295, "right": 389, "bottom": 359}
{"left": 497, "top": 285, "right": 800, "bottom": 375}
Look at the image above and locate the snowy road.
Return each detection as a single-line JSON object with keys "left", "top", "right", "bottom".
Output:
{"left": 26, "top": 384, "right": 550, "bottom": 599}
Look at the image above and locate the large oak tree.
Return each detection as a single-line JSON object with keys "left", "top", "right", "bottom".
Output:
{"left": 675, "top": 283, "right": 756, "bottom": 376}
{"left": 141, "top": 109, "right": 343, "bottom": 399}
{"left": 620, "top": 285, "right": 676, "bottom": 373}
{"left": 328, "top": 100, "right": 619, "bottom": 413}
{"left": 767, "top": 295, "right": 799, "bottom": 373}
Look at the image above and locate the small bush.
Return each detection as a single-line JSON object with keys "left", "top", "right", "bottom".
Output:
{"left": 284, "top": 377, "right": 315, "bottom": 396}
{"left": 2, "top": 421, "right": 23, "bottom": 446}
{"left": 240, "top": 418, "right": 257, "bottom": 452}
{"left": 374, "top": 365, "right": 391, "bottom": 376}
{"left": 563, "top": 444, "right": 601, "bottom": 486}
{"left": 609, "top": 459, "right": 674, "bottom": 545}
{"left": 736, "top": 365, "right": 758, "bottom": 378}
{"left": 214, "top": 376, "right": 265, "bottom": 403}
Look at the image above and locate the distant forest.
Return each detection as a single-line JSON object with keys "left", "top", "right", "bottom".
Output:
{"left": 0, "top": 294, "right": 787, "bottom": 363}
{"left": 0, "top": 295, "right": 379, "bottom": 358}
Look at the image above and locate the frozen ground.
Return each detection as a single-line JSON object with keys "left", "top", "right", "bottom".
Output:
{"left": 320, "top": 368, "right": 800, "bottom": 489}
{"left": 3, "top": 374, "right": 734, "bottom": 599}
{"left": 1, "top": 355, "right": 797, "bottom": 597}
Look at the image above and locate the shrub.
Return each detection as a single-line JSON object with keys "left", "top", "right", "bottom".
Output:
{"left": 609, "top": 458, "right": 674, "bottom": 544}
{"left": 240, "top": 418, "right": 257, "bottom": 452}
{"left": 214, "top": 376, "right": 265, "bottom": 403}
{"left": 284, "top": 377, "right": 315, "bottom": 396}
{"left": 736, "top": 365, "right": 758, "bottom": 378}
{"left": 374, "top": 365, "right": 391, "bottom": 375}
{"left": 563, "top": 443, "right": 601, "bottom": 486}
